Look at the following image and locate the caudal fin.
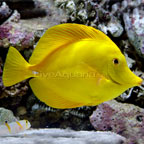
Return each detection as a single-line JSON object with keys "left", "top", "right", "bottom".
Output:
{"left": 2, "top": 47, "right": 33, "bottom": 87}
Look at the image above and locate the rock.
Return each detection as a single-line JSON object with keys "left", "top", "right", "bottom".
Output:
{"left": 0, "top": 79, "right": 29, "bottom": 99}
{"left": 19, "top": 0, "right": 67, "bottom": 31}
{"left": 0, "top": 107, "right": 17, "bottom": 124}
{"left": 90, "top": 100, "right": 144, "bottom": 144}
{"left": 16, "top": 106, "right": 27, "bottom": 116}
{"left": 27, "top": 96, "right": 95, "bottom": 130}
{"left": 98, "top": 18, "right": 123, "bottom": 37}
{"left": 123, "top": 6, "right": 144, "bottom": 58}
{"left": 0, "top": 128, "right": 127, "bottom": 144}
{"left": 0, "top": 0, "right": 67, "bottom": 49}
{"left": 54, "top": 0, "right": 126, "bottom": 37}
{"left": 0, "top": 8, "right": 35, "bottom": 49}
{"left": 0, "top": 2, "right": 12, "bottom": 20}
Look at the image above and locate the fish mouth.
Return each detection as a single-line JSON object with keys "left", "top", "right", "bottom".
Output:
{"left": 108, "top": 74, "right": 122, "bottom": 85}
{"left": 108, "top": 73, "right": 143, "bottom": 86}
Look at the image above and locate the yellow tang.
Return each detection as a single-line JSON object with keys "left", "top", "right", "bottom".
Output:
{"left": 2, "top": 23, "right": 142, "bottom": 109}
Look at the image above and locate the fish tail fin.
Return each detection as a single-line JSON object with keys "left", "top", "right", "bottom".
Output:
{"left": 2, "top": 47, "right": 34, "bottom": 87}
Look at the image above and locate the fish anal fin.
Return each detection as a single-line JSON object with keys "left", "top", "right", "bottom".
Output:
{"left": 29, "top": 78, "right": 84, "bottom": 109}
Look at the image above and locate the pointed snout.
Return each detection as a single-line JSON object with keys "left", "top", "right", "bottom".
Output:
{"left": 121, "top": 66, "right": 143, "bottom": 87}
{"left": 137, "top": 77, "right": 143, "bottom": 86}
{"left": 130, "top": 73, "right": 143, "bottom": 87}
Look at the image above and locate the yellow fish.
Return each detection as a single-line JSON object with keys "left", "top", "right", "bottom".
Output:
{"left": 2, "top": 23, "right": 142, "bottom": 109}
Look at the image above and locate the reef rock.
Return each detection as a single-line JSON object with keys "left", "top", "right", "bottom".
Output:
{"left": 0, "top": 2, "right": 35, "bottom": 49}
{"left": 26, "top": 96, "right": 95, "bottom": 130}
{"left": 90, "top": 100, "right": 144, "bottom": 144}
{"left": 54, "top": 0, "right": 125, "bottom": 37}
{"left": 0, "top": 107, "right": 17, "bottom": 124}
{"left": 123, "top": 6, "right": 144, "bottom": 58}
{"left": 54, "top": 0, "right": 144, "bottom": 57}
{"left": 0, "top": 128, "right": 127, "bottom": 144}
{"left": 0, "top": 1, "right": 66, "bottom": 49}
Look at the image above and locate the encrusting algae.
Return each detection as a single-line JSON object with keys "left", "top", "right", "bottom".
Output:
{"left": 2, "top": 23, "right": 142, "bottom": 109}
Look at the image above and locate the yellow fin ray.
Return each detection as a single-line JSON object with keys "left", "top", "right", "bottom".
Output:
{"left": 29, "top": 23, "right": 111, "bottom": 65}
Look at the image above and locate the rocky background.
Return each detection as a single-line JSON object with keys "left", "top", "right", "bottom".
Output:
{"left": 0, "top": 0, "right": 144, "bottom": 143}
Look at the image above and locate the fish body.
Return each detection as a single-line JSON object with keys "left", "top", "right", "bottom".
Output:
{"left": 0, "top": 120, "right": 31, "bottom": 136}
{"left": 2, "top": 23, "right": 142, "bottom": 109}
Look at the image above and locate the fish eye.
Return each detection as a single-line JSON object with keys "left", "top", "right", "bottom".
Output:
{"left": 113, "top": 58, "right": 119, "bottom": 65}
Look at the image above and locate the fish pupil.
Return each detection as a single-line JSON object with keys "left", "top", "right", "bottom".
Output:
{"left": 113, "top": 58, "right": 119, "bottom": 64}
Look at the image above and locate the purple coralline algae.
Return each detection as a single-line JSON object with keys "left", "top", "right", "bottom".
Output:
{"left": 90, "top": 100, "right": 144, "bottom": 144}
{"left": 0, "top": 2, "right": 35, "bottom": 49}
{"left": 0, "top": 1, "right": 67, "bottom": 49}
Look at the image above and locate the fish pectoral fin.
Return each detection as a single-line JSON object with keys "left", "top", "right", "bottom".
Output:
{"left": 29, "top": 78, "right": 84, "bottom": 109}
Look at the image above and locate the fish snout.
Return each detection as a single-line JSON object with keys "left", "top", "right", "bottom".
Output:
{"left": 138, "top": 78, "right": 143, "bottom": 86}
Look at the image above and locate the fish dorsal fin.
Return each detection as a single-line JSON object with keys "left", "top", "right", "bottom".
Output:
{"left": 29, "top": 23, "right": 110, "bottom": 65}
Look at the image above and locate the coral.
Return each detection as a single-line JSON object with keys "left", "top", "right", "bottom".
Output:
{"left": 90, "top": 100, "right": 144, "bottom": 144}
